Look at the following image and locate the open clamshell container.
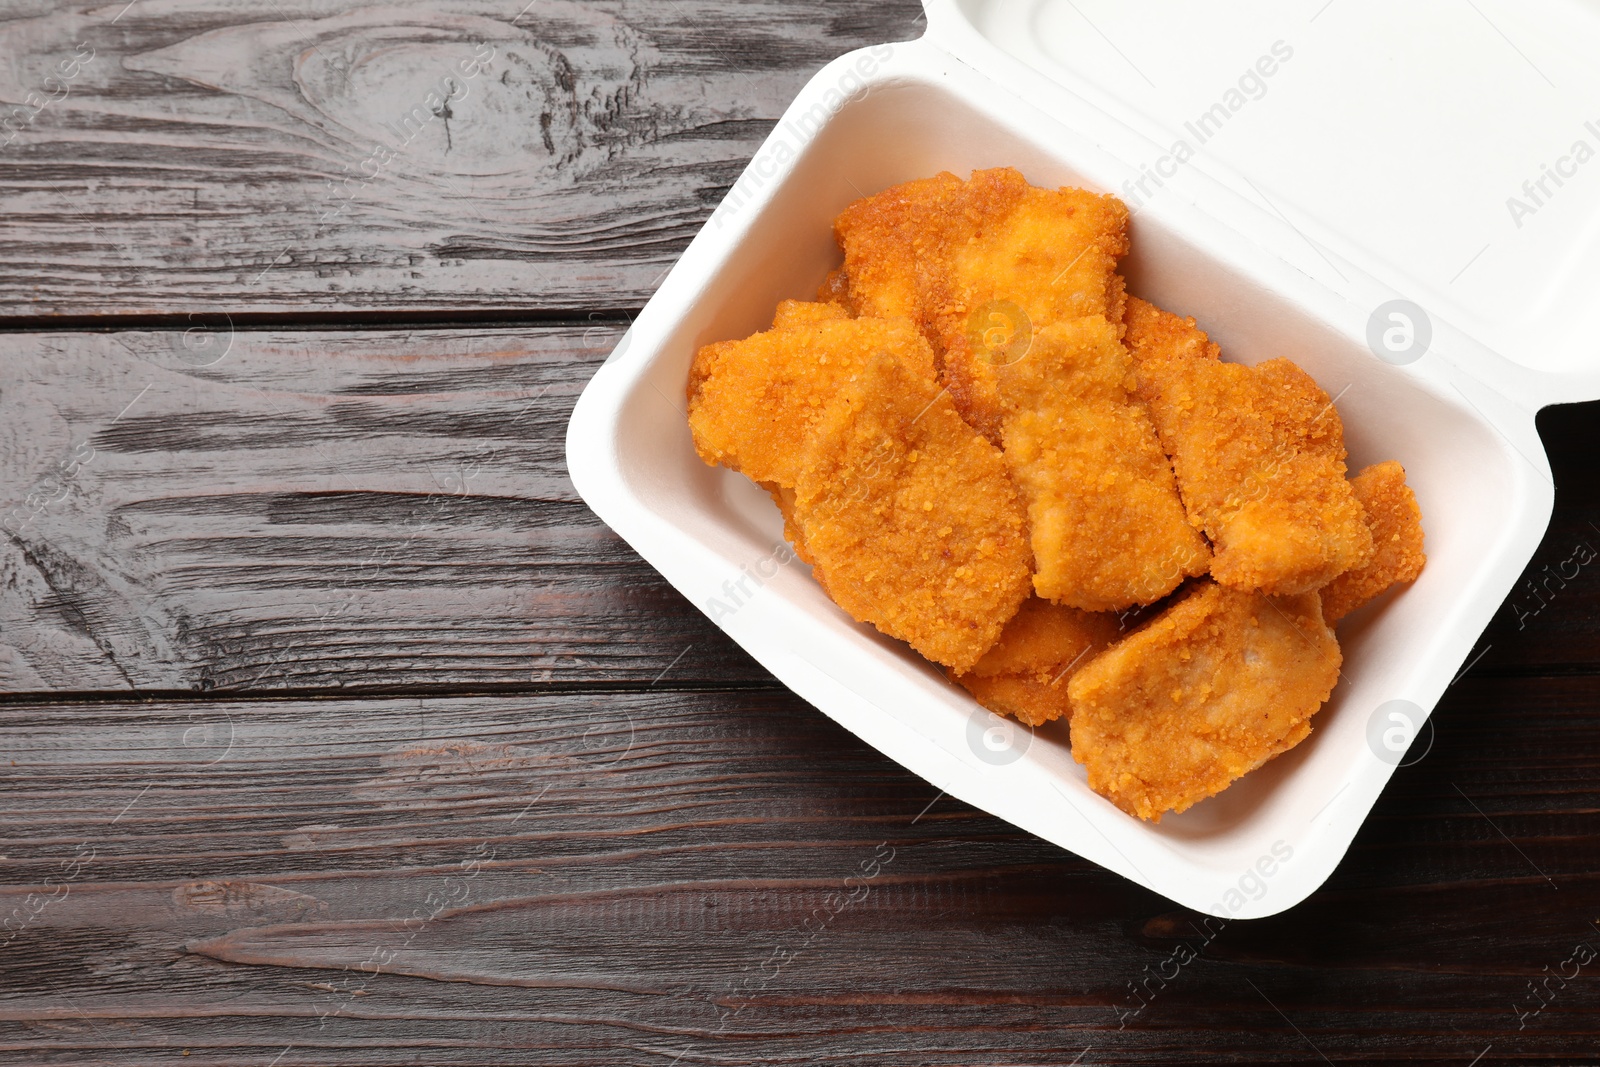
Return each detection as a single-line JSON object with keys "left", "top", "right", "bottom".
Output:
{"left": 567, "top": 0, "right": 1600, "bottom": 917}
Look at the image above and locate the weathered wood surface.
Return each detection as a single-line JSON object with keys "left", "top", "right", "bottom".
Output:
{"left": 0, "top": 0, "right": 922, "bottom": 319}
{"left": 0, "top": 326, "right": 775, "bottom": 693}
{"left": 0, "top": 682, "right": 1596, "bottom": 1066}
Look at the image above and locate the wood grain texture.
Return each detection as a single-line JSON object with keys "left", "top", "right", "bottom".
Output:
{"left": 0, "top": 682, "right": 1597, "bottom": 1066}
{"left": 0, "top": 326, "right": 772, "bottom": 693}
{"left": 0, "top": 0, "right": 922, "bottom": 319}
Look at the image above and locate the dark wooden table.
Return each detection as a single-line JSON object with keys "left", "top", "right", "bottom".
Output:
{"left": 2, "top": 3, "right": 1597, "bottom": 1064}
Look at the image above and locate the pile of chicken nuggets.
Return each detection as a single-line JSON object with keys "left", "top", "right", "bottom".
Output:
{"left": 687, "top": 167, "right": 1426, "bottom": 822}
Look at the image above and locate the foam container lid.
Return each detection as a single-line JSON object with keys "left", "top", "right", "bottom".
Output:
{"left": 567, "top": 0, "right": 1596, "bottom": 917}
{"left": 935, "top": 0, "right": 1600, "bottom": 399}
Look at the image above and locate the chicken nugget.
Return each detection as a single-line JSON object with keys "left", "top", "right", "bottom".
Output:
{"left": 832, "top": 171, "right": 985, "bottom": 328}
{"left": 995, "top": 317, "right": 1210, "bottom": 611}
{"left": 1068, "top": 581, "right": 1342, "bottom": 821}
{"left": 1135, "top": 354, "right": 1373, "bottom": 595}
{"left": 772, "top": 298, "right": 851, "bottom": 330}
{"left": 1320, "top": 460, "right": 1426, "bottom": 624}
{"left": 834, "top": 167, "right": 1129, "bottom": 442}
{"left": 951, "top": 597, "right": 1122, "bottom": 726}
{"left": 1123, "top": 295, "right": 1220, "bottom": 363}
{"left": 687, "top": 313, "right": 937, "bottom": 489}
{"left": 792, "top": 352, "right": 1033, "bottom": 672}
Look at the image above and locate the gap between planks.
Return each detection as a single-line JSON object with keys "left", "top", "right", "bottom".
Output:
{"left": 0, "top": 679, "right": 788, "bottom": 708}
{"left": 0, "top": 308, "right": 642, "bottom": 335}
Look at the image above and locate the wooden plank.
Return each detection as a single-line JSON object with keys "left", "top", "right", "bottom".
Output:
{"left": 0, "top": 327, "right": 774, "bottom": 693}
{"left": 0, "top": 682, "right": 1597, "bottom": 1064}
{"left": 0, "top": 0, "right": 922, "bottom": 318}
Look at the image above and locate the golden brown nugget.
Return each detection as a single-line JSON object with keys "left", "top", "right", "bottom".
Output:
{"left": 995, "top": 317, "right": 1210, "bottom": 611}
{"left": 1068, "top": 582, "right": 1342, "bottom": 821}
{"left": 1135, "top": 355, "right": 1373, "bottom": 596}
{"left": 1123, "top": 295, "right": 1221, "bottom": 363}
{"left": 832, "top": 170, "right": 985, "bottom": 326}
{"left": 687, "top": 313, "right": 937, "bottom": 489}
{"left": 771, "top": 298, "right": 851, "bottom": 330}
{"left": 834, "top": 167, "right": 1129, "bottom": 441}
{"left": 791, "top": 353, "right": 1033, "bottom": 672}
{"left": 951, "top": 598, "right": 1122, "bottom": 726}
{"left": 1320, "top": 461, "right": 1426, "bottom": 624}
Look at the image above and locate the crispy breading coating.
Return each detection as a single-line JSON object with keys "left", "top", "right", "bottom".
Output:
{"left": 1123, "top": 295, "right": 1221, "bottom": 363}
{"left": 1320, "top": 460, "right": 1426, "bottom": 624}
{"left": 686, "top": 312, "right": 937, "bottom": 489}
{"left": 994, "top": 317, "right": 1210, "bottom": 611}
{"left": 772, "top": 298, "right": 851, "bottom": 330}
{"left": 1135, "top": 352, "right": 1373, "bottom": 596}
{"left": 1068, "top": 581, "right": 1342, "bottom": 821}
{"left": 951, "top": 597, "right": 1122, "bottom": 726}
{"left": 833, "top": 171, "right": 982, "bottom": 326}
{"left": 834, "top": 167, "right": 1129, "bottom": 442}
{"left": 791, "top": 353, "right": 1033, "bottom": 672}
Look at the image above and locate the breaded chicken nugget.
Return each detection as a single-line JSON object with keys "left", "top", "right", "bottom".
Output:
{"left": 833, "top": 171, "right": 984, "bottom": 326}
{"left": 834, "top": 167, "right": 1129, "bottom": 442}
{"left": 772, "top": 298, "right": 851, "bottom": 330}
{"left": 994, "top": 316, "right": 1210, "bottom": 611}
{"left": 686, "top": 312, "right": 937, "bottom": 489}
{"left": 1320, "top": 461, "right": 1426, "bottom": 624}
{"left": 1135, "top": 354, "right": 1373, "bottom": 596}
{"left": 951, "top": 597, "right": 1122, "bottom": 726}
{"left": 1123, "top": 295, "right": 1220, "bottom": 363}
{"left": 792, "top": 353, "right": 1033, "bottom": 672}
{"left": 1068, "top": 581, "right": 1342, "bottom": 821}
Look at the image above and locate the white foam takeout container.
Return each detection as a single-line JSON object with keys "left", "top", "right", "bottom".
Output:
{"left": 567, "top": 0, "right": 1600, "bottom": 917}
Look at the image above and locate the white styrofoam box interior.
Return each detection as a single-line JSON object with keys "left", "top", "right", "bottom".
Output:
{"left": 947, "top": 0, "right": 1600, "bottom": 380}
{"left": 571, "top": 38, "right": 1560, "bottom": 915}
